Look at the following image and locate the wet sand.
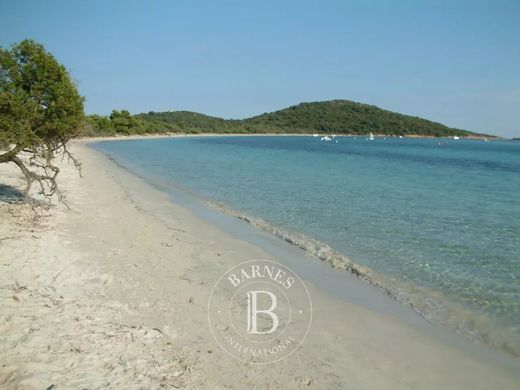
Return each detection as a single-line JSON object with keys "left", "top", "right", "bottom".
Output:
{"left": 0, "top": 140, "right": 518, "bottom": 389}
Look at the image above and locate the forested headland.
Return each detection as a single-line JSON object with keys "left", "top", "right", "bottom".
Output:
{"left": 83, "top": 100, "right": 490, "bottom": 138}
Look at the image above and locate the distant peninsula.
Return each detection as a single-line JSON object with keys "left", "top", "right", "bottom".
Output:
{"left": 84, "top": 100, "right": 491, "bottom": 138}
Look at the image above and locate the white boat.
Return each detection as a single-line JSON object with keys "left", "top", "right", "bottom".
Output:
{"left": 321, "top": 136, "right": 332, "bottom": 141}
{"left": 399, "top": 135, "right": 403, "bottom": 139}
{"left": 367, "top": 132, "right": 375, "bottom": 141}
{"left": 312, "top": 133, "right": 318, "bottom": 137}
{"left": 453, "top": 136, "right": 460, "bottom": 140}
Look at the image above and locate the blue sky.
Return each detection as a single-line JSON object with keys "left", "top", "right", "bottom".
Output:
{"left": 1, "top": 0, "right": 519, "bottom": 137}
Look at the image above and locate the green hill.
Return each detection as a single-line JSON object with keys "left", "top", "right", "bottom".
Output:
{"left": 138, "top": 111, "right": 242, "bottom": 133}
{"left": 244, "top": 100, "right": 474, "bottom": 136}
{"left": 84, "top": 100, "right": 488, "bottom": 137}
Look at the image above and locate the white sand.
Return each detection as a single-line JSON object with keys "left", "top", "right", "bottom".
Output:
{"left": 0, "top": 141, "right": 519, "bottom": 389}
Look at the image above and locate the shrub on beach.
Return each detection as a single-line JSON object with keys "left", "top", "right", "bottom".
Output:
{"left": 0, "top": 39, "right": 84, "bottom": 200}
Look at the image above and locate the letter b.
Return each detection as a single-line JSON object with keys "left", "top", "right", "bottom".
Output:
{"left": 246, "top": 291, "right": 279, "bottom": 334}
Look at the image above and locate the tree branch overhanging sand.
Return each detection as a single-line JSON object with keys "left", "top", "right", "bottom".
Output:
{"left": 0, "top": 39, "right": 84, "bottom": 202}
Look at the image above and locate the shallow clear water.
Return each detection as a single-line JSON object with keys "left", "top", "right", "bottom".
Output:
{"left": 92, "top": 136, "right": 520, "bottom": 354}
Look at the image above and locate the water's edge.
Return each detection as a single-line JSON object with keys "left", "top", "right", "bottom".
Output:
{"left": 88, "top": 140, "right": 520, "bottom": 359}
{"left": 203, "top": 200, "right": 519, "bottom": 357}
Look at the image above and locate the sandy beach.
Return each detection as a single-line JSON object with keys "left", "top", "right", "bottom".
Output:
{"left": 1, "top": 140, "right": 519, "bottom": 389}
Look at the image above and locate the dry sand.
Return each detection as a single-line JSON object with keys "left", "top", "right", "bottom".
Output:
{"left": 0, "top": 141, "right": 519, "bottom": 389}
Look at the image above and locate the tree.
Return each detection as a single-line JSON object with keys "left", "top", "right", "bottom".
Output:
{"left": 88, "top": 114, "right": 114, "bottom": 134}
{"left": 109, "top": 109, "right": 144, "bottom": 134}
{"left": 0, "top": 39, "right": 84, "bottom": 200}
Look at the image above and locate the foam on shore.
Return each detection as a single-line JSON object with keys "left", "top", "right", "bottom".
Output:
{"left": 205, "top": 201, "right": 520, "bottom": 357}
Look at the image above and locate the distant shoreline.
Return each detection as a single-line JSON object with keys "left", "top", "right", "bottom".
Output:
{"left": 78, "top": 132, "right": 500, "bottom": 143}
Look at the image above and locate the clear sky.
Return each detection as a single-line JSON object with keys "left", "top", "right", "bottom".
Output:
{"left": 1, "top": 0, "right": 519, "bottom": 137}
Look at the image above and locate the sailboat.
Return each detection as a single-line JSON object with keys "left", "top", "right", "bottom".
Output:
{"left": 367, "top": 132, "right": 375, "bottom": 141}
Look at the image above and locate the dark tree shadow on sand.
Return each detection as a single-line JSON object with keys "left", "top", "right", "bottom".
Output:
{"left": 0, "top": 184, "right": 25, "bottom": 204}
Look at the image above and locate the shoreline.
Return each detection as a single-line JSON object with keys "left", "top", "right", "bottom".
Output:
{"left": 203, "top": 200, "right": 520, "bottom": 357}
{"left": 83, "top": 141, "right": 520, "bottom": 367}
{"left": 89, "top": 135, "right": 520, "bottom": 358}
{"left": 78, "top": 132, "right": 500, "bottom": 143}
{"left": 0, "top": 141, "right": 518, "bottom": 388}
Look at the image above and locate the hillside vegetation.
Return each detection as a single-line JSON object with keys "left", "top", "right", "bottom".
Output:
{"left": 83, "top": 100, "right": 486, "bottom": 137}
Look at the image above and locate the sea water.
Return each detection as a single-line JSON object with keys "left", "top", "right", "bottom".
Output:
{"left": 92, "top": 136, "right": 520, "bottom": 355}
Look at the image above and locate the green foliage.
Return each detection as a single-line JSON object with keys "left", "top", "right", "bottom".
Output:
{"left": 86, "top": 100, "right": 485, "bottom": 137}
{"left": 84, "top": 109, "right": 153, "bottom": 136}
{"left": 83, "top": 111, "right": 155, "bottom": 136}
{"left": 136, "top": 111, "right": 242, "bottom": 133}
{"left": 0, "top": 39, "right": 84, "bottom": 154}
{"left": 86, "top": 114, "right": 114, "bottom": 135}
{"left": 245, "top": 100, "right": 473, "bottom": 136}
{"left": 109, "top": 110, "right": 145, "bottom": 134}
{"left": 0, "top": 39, "right": 84, "bottom": 198}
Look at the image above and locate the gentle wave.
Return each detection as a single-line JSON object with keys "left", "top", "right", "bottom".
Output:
{"left": 205, "top": 200, "right": 520, "bottom": 357}
{"left": 91, "top": 138, "right": 520, "bottom": 358}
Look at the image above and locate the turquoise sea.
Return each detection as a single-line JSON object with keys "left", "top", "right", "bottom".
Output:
{"left": 92, "top": 136, "right": 520, "bottom": 355}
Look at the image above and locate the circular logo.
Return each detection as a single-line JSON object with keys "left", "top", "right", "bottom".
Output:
{"left": 208, "top": 259, "right": 312, "bottom": 364}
